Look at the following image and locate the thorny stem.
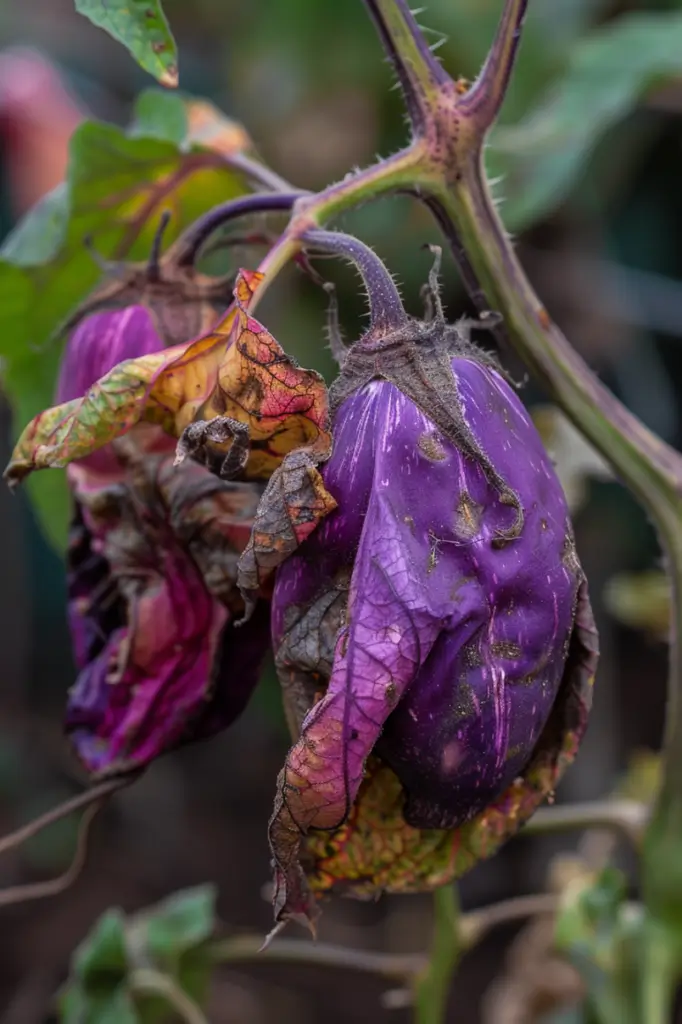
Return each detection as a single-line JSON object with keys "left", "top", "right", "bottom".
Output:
{"left": 414, "top": 886, "right": 461, "bottom": 1024}
{"left": 361, "top": 0, "right": 449, "bottom": 133}
{"left": 203, "top": 0, "right": 682, "bottom": 1012}
{"left": 356, "top": 0, "right": 682, "bottom": 1012}
{"left": 302, "top": 229, "right": 409, "bottom": 331}
{"left": 457, "top": 0, "right": 529, "bottom": 124}
{"left": 249, "top": 145, "right": 425, "bottom": 310}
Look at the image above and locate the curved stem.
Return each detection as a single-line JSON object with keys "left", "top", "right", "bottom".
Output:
{"left": 460, "top": 892, "right": 558, "bottom": 950}
{"left": 521, "top": 800, "right": 648, "bottom": 846}
{"left": 248, "top": 145, "right": 425, "bottom": 314}
{"left": 210, "top": 935, "right": 425, "bottom": 982}
{"left": 0, "top": 774, "right": 135, "bottom": 858}
{"left": 0, "top": 801, "right": 101, "bottom": 907}
{"left": 225, "top": 151, "right": 296, "bottom": 194}
{"left": 172, "top": 191, "right": 305, "bottom": 267}
{"left": 129, "top": 969, "right": 208, "bottom": 1024}
{"left": 302, "top": 229, "right": 408, "bottom": 331}
{"left": 414, "top": 885, "right": 460, "bottom": 1024}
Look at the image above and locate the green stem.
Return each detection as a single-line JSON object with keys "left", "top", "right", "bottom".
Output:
{"left": 414, "top": 885, "right": 461, "bottom": 1024}
{"left": 210, "top": 935, "right": 425, "bottom": 981}
{"left": 361, "top": 0, "right": 449, "bottom": 132}
{"left": 639, "top": 920, "right": 681, "bottom": 1024}
{"left": 354, "top": 0, "right": 682, "bottom": 1006}
{"left": 522, "top": 799, "right": 648, "bottom": 846}
{"left": 129, "top": 968, "right": 208, "bottom": 1024}
{"left": 249, "top": 145, "right": 425, "bottom": 311}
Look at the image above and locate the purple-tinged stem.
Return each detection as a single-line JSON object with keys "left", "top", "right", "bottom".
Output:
{"left": 457, "top": 0, "right": 528, "bottom": 128}
{"left": 302, "top": 229, "right": 408, "bottom": 331}
{"left": 172, "top": 191, "right": 306, "bottom": 267}
{"left": 362, "top": 0, "right": 449, "bottom": 134}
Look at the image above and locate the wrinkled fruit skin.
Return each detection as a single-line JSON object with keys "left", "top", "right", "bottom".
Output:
{"left": 270, "top": 344, "right": 596, "bottom": 922}
{"left": 66, "top": 446, "right": 269, "bottom": 777}
{"left": 58, "top": 305, "right": 270, "bottom": 776}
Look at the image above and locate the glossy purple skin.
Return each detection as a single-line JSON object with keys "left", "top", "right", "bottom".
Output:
{"left": 57, "top": 305, "right": 163, "bottom": 404}
{"left": 272, "top": 358, "right": 579, "bottom": 830}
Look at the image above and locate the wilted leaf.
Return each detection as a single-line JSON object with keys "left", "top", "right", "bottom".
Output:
{"left": 489, "top": 11, "right": 682, "bottom": 229}
{"left": 75, "top": 0, "right": 178, "bottom": 87}
{"left": 6, "top": 270, "right": 331, "bottom": 488}
{"left": 0, "top": 88, "right": 256, "bottom": 547}
{"left": 237, "top": 447, "right": 337, "bottom": 616}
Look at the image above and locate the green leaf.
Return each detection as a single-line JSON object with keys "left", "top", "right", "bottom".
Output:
{"left": 489, "top": 11, "right": 682, "bottom": 230}
{"left": 0, "top": 92, "right": 253, "bottom": 549}
{"left": 555, "top": 868, "right": 643, "bottom": 1024}
{"left": 74, "top": 908, "right": 128, "bottom": 982}
{"left": 74, "top": 0, "right": 178, "bottom": 88}
{"left": 130, "top": 89, "right": 187, "bottom": 145}
{"left": 143, "top": 885, "right": 217, "bottom": 960}
{"left": 60, "top": 982, "right": 138, "bottom": 1024}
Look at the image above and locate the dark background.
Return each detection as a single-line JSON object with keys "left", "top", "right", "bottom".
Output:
{"left": 0, "top": 0, "right": 678, "bottom": 1020}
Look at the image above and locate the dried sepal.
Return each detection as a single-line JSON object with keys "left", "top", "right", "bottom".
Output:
{"left": 237, "top": 447, "right": 337, "bottom": 617}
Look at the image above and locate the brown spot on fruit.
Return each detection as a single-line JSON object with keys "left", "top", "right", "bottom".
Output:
{"left": 454, "top": 492, "right": 482, "bottom": 540}
{"left": 491, "top": 640, "right": 522, "bottom": 660}
{"left": 418, "top": 432, "right": 447, "bottom": 462}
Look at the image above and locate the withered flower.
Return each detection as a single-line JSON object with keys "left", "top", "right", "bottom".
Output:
{"left": 54, "top": 303, "right": 269, "bottom": 776}
{"left": 268, "top": 234, "right": 598, "bottom": 930}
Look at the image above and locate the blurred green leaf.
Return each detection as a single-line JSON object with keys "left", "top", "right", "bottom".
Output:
{"left": 143, "top": 885, "right": 217, "bottom": 960}
{"left": 131, "top": 89, "right": 187, "bottom": 144}
{"left": 555, "top": 868, "right": 642, "bottom": 1024}
{"left": 74, "top": 908, "right": 128, "bottom": 981}
{"left": 60, "top": 982, "right": 138, "bottom": 1024}
{"left": 0, "top": 89, "right": 253, "bottom": 549}
{"left": 604, "top": 570, "right": 670, "bottom": 641}
{"left": 61, "top": 890, "right": 219, "bottom": 1023}
{"left": 75, "top": 0, "right": 178, "bottom": 87}
{"left": 489, "top": 11, "right": 682, "bottom": 230}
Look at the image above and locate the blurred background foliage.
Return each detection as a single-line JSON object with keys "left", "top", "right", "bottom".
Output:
{"left": 0, "top": 0, "right": 681, "bottom": 1020}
